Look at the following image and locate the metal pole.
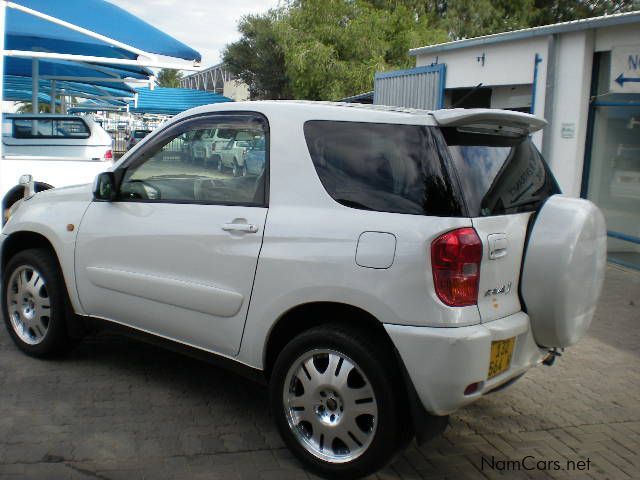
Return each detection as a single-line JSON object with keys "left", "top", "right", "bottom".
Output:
{"left": 32, "top": 58, "right": 39, "bottom": 113}
{"left": 61, "top": 93, "right": 67, "bottom": 114}
{"left": 0, "top": 0, "right": 6, "bottom": 165}
{"left": 50, "top": 80, "right": 56, "bottom": 113}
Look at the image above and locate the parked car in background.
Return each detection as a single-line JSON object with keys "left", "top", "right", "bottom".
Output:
{"left": 244, "top": 136, "right": 266, "bottom": 176}
{"left": 126, "top": 129, "right": 152, "bottom": 151}
{"left": 1, "top": 114, "right": 113, "bottom": 222}
{"left": 215, "top": 130, "right": 255, "bottom": 176}
{"left": 1, "top": 102, "right": 607, "bottom": 478}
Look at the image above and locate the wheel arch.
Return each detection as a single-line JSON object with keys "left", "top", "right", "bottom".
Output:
{"left": 262, "top": 301, "right": 449, "bottom": 444}
{"left": 1, "top": 230, "right": 58, "bottom": 271}
{"left": 263, "top": 302, "right": 393, "bottom": 380}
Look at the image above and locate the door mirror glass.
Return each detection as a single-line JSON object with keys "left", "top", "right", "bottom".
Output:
{"left": 93, "top": 172, "right": 117, "bottom": 201}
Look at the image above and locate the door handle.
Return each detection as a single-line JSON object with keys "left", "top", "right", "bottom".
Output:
{"left": 222, "top": 223, "right": 259, "bottom": 233}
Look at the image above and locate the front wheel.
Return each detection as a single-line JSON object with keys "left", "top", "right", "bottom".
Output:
{"left": 2, "top": 249, "right": 73, "bottom": 357}
{"left": 270, "top": 326, "right": 406, "bottom": 478}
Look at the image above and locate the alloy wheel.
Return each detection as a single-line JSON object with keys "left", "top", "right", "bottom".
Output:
{"left": 6, "top": 265, "right": 51, "bottom": 345}
{"left": 283, "top": 349, "right": 378, "bottom": 464}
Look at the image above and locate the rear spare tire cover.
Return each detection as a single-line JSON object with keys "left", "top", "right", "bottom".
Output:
{"left": 521, "top": 195, "right": 607, "bottom": 348}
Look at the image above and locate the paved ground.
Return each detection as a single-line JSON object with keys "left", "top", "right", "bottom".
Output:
{"left": 0, "top": 266, "right": 638, "bottom": 480}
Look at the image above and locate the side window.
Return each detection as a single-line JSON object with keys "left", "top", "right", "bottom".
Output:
{"left": 304, "top": 121, "right": 464, "bottom": 216}
{"left": 11, "top": 118, "right": 90, "bottom": 139}
{"left": 119, "top": 115, "right": 267, "bottom": 206}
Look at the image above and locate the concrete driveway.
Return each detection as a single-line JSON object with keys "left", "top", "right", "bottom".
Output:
{"left": 0, "top": 266, "right": 638, "bottom": 479}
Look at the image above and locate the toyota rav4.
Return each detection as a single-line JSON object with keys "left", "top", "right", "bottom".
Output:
{"left": 0, "top": 102, "right": 607, "bottom": 479}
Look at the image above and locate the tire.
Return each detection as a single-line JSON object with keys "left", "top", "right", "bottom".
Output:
{"left": 270, "top": 325, "right": 406, "bottom": 479}
{"left": 232, "top": 158, "right": 239, "bottom": 177}
{"left": 2, "top": 248, "right": 73, "bottom": 358}
{"left": 211, "top": 155, "right": 221, "bottom": 171}
{"left": 241, "top": 164, "right": 248, "bottom": 177}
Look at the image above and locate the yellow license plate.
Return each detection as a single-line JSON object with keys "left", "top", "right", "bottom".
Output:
{"left": 488, "top": 337, "right": 515, "bottom": 379}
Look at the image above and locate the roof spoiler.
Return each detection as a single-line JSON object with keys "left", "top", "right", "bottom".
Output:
{"left": 430, "top": 108, "right": 547, "bottom": 136}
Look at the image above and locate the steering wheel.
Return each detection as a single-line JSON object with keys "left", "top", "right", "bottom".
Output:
{"left": 121, "top": 179, "right": 161, "bottom": 200}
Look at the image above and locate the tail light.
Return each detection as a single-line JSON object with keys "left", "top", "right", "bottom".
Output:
{"left": 431, "top": 227, "right": 482, "bottom": 307}
{"left": 103, "top": 149, "right": 113, "bottom": 161}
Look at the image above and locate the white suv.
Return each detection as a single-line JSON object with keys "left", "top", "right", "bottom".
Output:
{"left": 0, "top": 102, "right": 606, "bottom": 478}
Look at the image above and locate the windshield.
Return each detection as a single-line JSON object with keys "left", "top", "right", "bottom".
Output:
{"left": 442, "top": 128, "right": 561, "bottom": 217}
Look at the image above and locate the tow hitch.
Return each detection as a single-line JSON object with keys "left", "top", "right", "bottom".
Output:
{"left": 542, "top": 348, "right": 563, "bottom": 366}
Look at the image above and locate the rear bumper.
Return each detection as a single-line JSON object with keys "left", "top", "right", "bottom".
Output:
{"left": 385, "top": 312, "right": 546, "bottom": 416}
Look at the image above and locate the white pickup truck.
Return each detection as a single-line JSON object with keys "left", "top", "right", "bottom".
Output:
{"left": 0, "top": 102, "right": 606, "bottom": 478}
{"left": 1, "top": 114, "right": 113, "bottom": 220}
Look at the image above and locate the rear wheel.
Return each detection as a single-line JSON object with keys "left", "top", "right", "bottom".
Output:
{"left": 270, "top": 325, "right": 405, "bottom": 478}
{"left": 232, "top": 158, "right": 239, "bottom": 177}
{"left": 2, "top": 249, "right": 73, "bottom": 357}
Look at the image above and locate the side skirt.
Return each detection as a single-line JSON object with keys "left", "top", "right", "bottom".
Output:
{"left": 78, "top": 315, "right": 267, "bottom": 386}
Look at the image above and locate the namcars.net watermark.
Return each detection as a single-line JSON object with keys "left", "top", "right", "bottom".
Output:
{"left": 481, "top": 455, "right": 591, "bottom": 472}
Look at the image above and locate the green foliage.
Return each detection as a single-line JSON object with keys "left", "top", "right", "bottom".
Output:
{"left": 439, "top": 0, "right": 637, "bottom": 39}
{"left": 438, "top": 0, "right": 535, "bottom": 40}
{"left": 277, "top": 0, "right": 447, "bottom": 100}
{"left": 222, "top": 0, "right": 639, "bottom": 101}
{"left": 16, "top": 102, "right": 52, "bottom": 114}
{"left": 157, "top": 69, "right": 183, "bottom": 88}
{"left": 222, "top": 13, "right": 292, "bottom": 100}
{"left": 530, "top": 1, "right": 636, "bottom": 26}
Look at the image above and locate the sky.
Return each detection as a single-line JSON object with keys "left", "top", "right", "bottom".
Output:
{"left": 109, "top": 0, "right": 281, "bottom": 67}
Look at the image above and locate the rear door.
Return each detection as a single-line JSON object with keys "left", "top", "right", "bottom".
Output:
{"left": 441, "top": 122, "right": 560, "bottom": 322}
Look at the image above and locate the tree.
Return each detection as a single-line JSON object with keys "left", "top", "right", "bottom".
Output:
{"left": 530, "top": 0, "right": 636, "bottom": 26}
{"left": 278, "top": 0, "right": 448, "bottom": 100}
{"left": 223, "top": 1, "right": 447, "bottom": 100}
{"left": 223, "top": 13, "right": 292, "bottom": 100}
{"left": 222, "top": 0, "right": 639, "bottom": 101}
{"left": 157, "top": 69, "right": 183, "bottom": 88}
{"left": 437, "top": 0, "right": 534, "bottom": 40}
{"left": 434, "top": 0, "right": 637, "bottom": 40}
{"left": 16, "top": 102, "right": 52, "bottom": 114}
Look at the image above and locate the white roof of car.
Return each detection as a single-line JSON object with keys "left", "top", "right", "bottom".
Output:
{"left": 173, "top": 100, "right": 546, "bottom": 132}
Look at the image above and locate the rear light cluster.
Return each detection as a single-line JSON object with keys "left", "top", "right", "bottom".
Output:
{"left": 431, "top": 227, "right": 482, "bottom": 307}
{"left": 103, "top": 149, "right": 113, "bottom": 161}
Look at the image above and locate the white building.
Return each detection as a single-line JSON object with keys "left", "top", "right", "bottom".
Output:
{"left": 382, "top": 12, "right": 640, "bottom": 269}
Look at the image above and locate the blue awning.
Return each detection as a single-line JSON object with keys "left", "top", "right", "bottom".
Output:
{"left": 7, "top": 0, "right": 201, "bottom": 62}
{"left": 127, "top": 87, "right": 233, "bottom": 115}
{"left": 5, "top": 57, "right": 145, "bottom": 93}
{"left": 3, "top": 75, "right": 134, "bottom": 105}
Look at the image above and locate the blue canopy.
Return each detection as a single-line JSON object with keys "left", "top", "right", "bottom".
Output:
{"left": 6, "top": 0, "right": 201, "bottom": 62}
{"left": 3, "top": 75, "right": 134, "bottom": 105}
{"left": 127, "top": 87, "right": 233, "bottom": 115}
{"left": 5, "top": 57, "right": 144, "bottom": 94}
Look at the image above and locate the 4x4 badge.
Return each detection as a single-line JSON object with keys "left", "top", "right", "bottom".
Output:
{"left": 484, "top": 282, "right": 512, "bottom": 297}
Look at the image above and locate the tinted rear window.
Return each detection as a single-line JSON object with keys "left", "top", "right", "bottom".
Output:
{"left": 12, "top": 118, "right": 90, "bottom": 139}
{"left": 304, "top": 121, "right": 464, "bottom": 216}
{"left": 442, "top": 128, "right": 560, "bottom": 217}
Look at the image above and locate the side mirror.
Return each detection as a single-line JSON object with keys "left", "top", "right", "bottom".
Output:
{"left": 93, "top": 172, "right": 117, "bottom": 201}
